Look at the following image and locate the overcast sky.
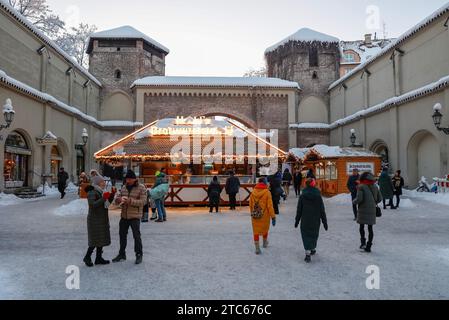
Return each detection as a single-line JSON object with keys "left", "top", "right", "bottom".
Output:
{"left": 47, "top": 0, "right": 449, "bottom": 77}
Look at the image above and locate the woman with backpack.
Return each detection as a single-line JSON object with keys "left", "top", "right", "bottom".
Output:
{"left": 354, "top": 172, "right": 382, "bottom": 253}
{"left": 295, "top": 178, "right": 328, "bottom": 263}
{"left": 208, "top": 176, "right": 222, "bottom": 213}
{"left": 249, "top": 178, "right": 276, "bottom": 255}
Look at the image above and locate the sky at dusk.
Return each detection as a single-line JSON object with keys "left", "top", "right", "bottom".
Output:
{"left": 47, "top": 0, "right": 449, "bottom": 76}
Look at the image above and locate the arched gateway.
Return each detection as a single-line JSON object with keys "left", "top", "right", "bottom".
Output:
{"left": 131, "top": 76, "right": 299, "bottom": 152}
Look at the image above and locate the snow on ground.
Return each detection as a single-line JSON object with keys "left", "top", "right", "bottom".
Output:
{"left": 0, "top": 193, "right": 24, "bottom": 206}
{"left": 405, "top": 189, "right": 449, "bottom": 207}
{"left": 325, "top": 193, "right": 352, "bottom": 205}
{"left": 0, "top": 191, "right": 448, "bottom": 299}
{"left": 54, "top": 199, "right": 88, "bottom": 216}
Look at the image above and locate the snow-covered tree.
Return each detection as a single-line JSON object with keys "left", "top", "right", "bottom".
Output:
{"left": 243, "top": 66, "right": 267, "bottom": 78}
{"left": 8, "top": 0, "right": 65, "bottom": 39}
{"left": 55, "top": 23, "right": 97, "bottom": 68}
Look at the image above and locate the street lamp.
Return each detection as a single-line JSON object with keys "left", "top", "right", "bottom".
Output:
{"left": 1, "top": 99, "right": 15, "bottom": 130}
{"left": 76, "top": 128, "right": 89, "bottom": 149}
{"left": 349, "top": 129, "right": 363, "bottom": 147}
{"left": 432, "top": 103, "right": 449, "bottom": 135}
{"left": 82, "top": 128, "right": 89, "bottom": 145}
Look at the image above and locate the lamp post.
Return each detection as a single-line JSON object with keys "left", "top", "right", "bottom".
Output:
{"left": 0, "top": 99, "right": 15, "bottom": 140}
{"left": 349, "top": 129, "right": 363, "bottom": 147}
{"left": 432, "top": 103, "right": 449, "bottom": 135}
{"left": 76, "top": 128, "right": 89, "bottom": 148}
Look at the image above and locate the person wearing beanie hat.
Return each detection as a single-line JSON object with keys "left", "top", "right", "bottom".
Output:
{"left": 83, "top": 174, "right": 115, "bottom": 267}
{"left": 112, "top": 170, "right": 147, "bottom": 265}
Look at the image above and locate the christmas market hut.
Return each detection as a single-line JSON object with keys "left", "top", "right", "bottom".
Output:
{"left": 94, "top": 117, "right": 287, "bottom": 206}
{"left": 290, "top": 145, "right": 382, "bottom": 196}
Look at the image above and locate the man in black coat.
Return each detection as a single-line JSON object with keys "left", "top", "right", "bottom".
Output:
{"left": 57, "top": 167, "right": 69, "bottom": 199}
{"left": 268, "top": 172, "right": 283, "bottom": 215}
{"left": 293, "top": 169, "right": 303, "bottom": 197}
{"left": 225, "top": 171, "right": 240, "bottom": 210}
{"left": 347, "top": 168, "right": 360, "bottom": 220}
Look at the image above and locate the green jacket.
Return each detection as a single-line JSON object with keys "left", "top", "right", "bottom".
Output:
{"left": 354, "top": 183, "right": 382, "bottom": 226}
{"left": 378, "top": 171, "right": 394, "bottom": 199}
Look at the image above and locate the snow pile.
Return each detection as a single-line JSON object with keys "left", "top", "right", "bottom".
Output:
{"left": 132, "top": 76, "right": 300, "bottom": 89}
{"left": 325, "top": 193, "right": 352, "bottom": 206}
{"left": 0, "top": 193, "right": 24, "bottom": 206}
{"left": 37, "top": 182, "right": 78, "bottom": 196}
{"left": 54, "top": 199, "right": 88, "bottom": 216}
{"left": 266, "top": 28, "right": 339, "bottom": 53}
{"left": 399, "top": 198, "right": 417, "bottom": 209}
{"left": 404, "top": 189, "right": 449, "bottom": 207}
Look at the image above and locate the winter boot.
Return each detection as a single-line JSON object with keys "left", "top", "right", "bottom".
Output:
{"left": 95, "top": 248, "right": 110, "bottom": 265}
{"left": 305, "top": 255, "right": 311, "bottom": 263}
{"left": 263, "top": 239, "right": 269, "bottom": 248}
{"left": 135, "top": 254, "right": 143, "bottom": 265}
{"left": 360, "top": 238, "right": 367, "bottom": 251}
{"left": 112, "top": 253, "right": 126, "bottom": 263}
{"left": 255, "top": 242, "right": 261, "bottom": 255}
{"left": 83, "top": 255, "right": 94, "bottom": 267}
{"left": 364, "top": 243, "right": 372, "bottom": 253}
{"left": 311, "top": 250, "right": 317, "bottom": 256}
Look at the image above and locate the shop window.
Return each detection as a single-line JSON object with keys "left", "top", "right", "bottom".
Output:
{"left": 51, "top": 146, "right": 62, "bottom": 184}
{"left": 325, "top": 162, "right": 338, "bottom": 180}
{"left": 315, "top": 163, "right": 325, "bottom": 179}
{"left": 4, "top": 131, "right": 30, "bottom": 188}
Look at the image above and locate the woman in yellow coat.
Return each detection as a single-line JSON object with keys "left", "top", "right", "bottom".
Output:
{"left": 249, "top": 178, "right": 277, "bottom": 255}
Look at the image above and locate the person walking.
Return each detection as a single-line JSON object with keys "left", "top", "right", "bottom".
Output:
{"left": 282, "top": 168, "right": 293, "bottom": 198}
{"left": 268, "top": 171, "right": 283, "bottom": 215}
{"left": 354, "top": 172, "right": 382, "bottom": 253}
{"left": 293, "top": 169, "right": 303, "bottom": 197}
{"left": 57, "top": 167, "right": 69, "bottom": 199}
{"left": 83, "top": 175, "right": 115, "bottom": 267}
{"left": 112, "top": 170, "right": 147, "bottom": 265}
{"left": 295, "top": 178, "right": 328, "bottom": 263}
{"left": 249, "top": 178, "right": 276, "bottom": 255}
{"left": 208, "top": 176, "right": 222, "bottom": 213}
{"left": 378, "top": 168, "right": 396, "bottom": 210}
{"left": 151, "top": 170, "right": 169, "bottom": 222}
{"left": 392, "top": 170, "right": 405, "bottom": 208}
{"left": 347, "top": 168, "right": 360, "bottom": 221}
{"left": 225, "top": 171, "right": 240, "bottom": 210}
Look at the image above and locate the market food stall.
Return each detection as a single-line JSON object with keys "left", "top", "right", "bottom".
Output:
{"left": 95, "top": 117, "right": 287, "bottom": 206}
{"left": 289, "top": 145, "right": 382, "bottom": 196}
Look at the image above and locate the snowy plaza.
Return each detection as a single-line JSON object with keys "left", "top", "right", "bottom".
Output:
{"left": 1, "top": 188, "right": 448, "bottom": 300}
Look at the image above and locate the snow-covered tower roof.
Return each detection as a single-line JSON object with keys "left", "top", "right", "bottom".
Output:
{"left": 86, "top": 25, "right": 169, "bottom": 54}
{"left": 265, "top": 28, "right": 340, "bottom": 53}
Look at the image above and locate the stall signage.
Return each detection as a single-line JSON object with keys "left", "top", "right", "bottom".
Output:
{"left": 347, "top": 162, "right": 374, "bottom": 174}
{"left": 150, "top": 126, "right": 234, "bottom": 136}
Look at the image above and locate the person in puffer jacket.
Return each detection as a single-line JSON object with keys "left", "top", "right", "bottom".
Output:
{"left": 112, "top": 170, "right": 147, "bottom": 265}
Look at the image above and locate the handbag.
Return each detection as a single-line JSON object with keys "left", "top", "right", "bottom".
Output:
{"left": 367, "top": 186, "right": 382, "bottom": 218}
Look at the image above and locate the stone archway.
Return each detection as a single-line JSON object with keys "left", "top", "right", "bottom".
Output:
{"left": 3, "top": 129, "right": 34, "bottom": 188}
{"left": 407, "top": 130, "right": 440, "bottom": 187}
{"left": 298, "top": 95, "right": 329, "bottom": 123}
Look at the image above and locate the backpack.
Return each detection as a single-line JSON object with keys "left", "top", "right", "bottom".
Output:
{"left": 251, "top": 200, "right": 264, "bottom": 219}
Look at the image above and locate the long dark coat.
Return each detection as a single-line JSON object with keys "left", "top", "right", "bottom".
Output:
{"left": 378, "top": 171, "right": 394, "bottom": 199}
{"left": 295, "top": 187, "right": 328, "bottom": 251}
{"left": 208, "top": 181, "right": 222, "bottom": 206}
{"left": 86, "top": 186, "right": 111, "bottom": 248}
{"left": 225, "top": 176, "right": 240, "bottom": 195}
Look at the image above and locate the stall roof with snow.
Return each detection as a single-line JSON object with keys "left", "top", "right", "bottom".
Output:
{"left": 95, "top": 117, "right": 287, "bottom": 162}
{"left": 265, "top": 28, "right": 340, "bottom": 53}
{"left": 290, "top": 145, "right": 380, "bottom": 161}
{"left": 131, "top": 76, "right": 300, "bottom": 90}
{"left": 87, "top": 25, "right": 170, "bottom": 54}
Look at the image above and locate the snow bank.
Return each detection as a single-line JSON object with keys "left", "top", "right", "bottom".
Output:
{"left": 404, "top": 189, "right": 449, "bottom": 207}
{"left": 0, "top": 193, "right": 24, "bottom": 206}
{"left": 54, "top": 199, "right": 88, "bottom": 216}
{"left": 325, "top": 193, "right": 352, "bottom": 205}
{"left": 37, "top": 182, "right": 79, "bottom": 196}
{"left": 398, "top": 198, "right": 417, "bottom": 209}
